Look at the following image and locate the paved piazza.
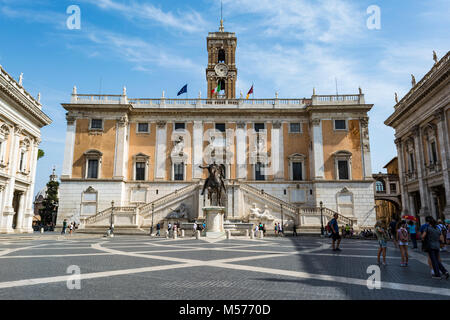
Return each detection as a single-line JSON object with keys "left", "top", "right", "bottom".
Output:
{"left": 0, "top": 234, "right": 449, "bottom": 300}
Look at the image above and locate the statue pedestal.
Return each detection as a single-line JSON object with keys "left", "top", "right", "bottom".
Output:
{"left": 203, "top": 206, "right": 225, "bottom": 237}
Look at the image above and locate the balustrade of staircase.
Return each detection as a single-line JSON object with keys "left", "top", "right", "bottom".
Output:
{"left": 139, "top": 182, "right": 201, "bottom": 217}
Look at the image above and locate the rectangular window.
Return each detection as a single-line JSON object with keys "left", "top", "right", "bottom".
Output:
{"left": 137, "top": 123, "right": 149, "bottom": 133}
{"left": 135, "top": 162, "right": 146, "bottom": 181}
{"left": 19, "top": 151, "right": 25, "bottom": 171}
{"left": 338, "top": 160, "right": 349, "bottom": 180}
{"left": 174, "top": 123, "right": 185, "bottom": 130}
{"left": 255, "top": 162, "right": 265, "bottom": 181}
{"left": 174, "top": 163, "right": 184, "bottom": 181}
{"left": 91, "top": 119, "right": 103, "bottom": 130}
{"left": 292, "top": 162, "right": 303, "bottom": 181}
{"left": 289, "top": 123, "right": 301, "bottom": 133}
{"left": 409, "top": 153, "right": 415, "bottom": 172}
{"left": 390, "top": 183, "right": 397, "bottom": 193}
{"left": 87, "top": 159, "right": 99, "bottom": 179}
{"left": 334, "top": 120, "right": 347, "bottom": 130}
{"left": 430, "top": 141, "right": 437, "bottom": 164}
{"left": 254, "top": 123, "right": 265, "bottom": 132}
{"left": 215, "top": 123, "right": 226, "bottom": 132}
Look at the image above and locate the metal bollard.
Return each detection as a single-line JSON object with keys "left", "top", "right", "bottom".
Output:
{"left": 40, "top": 227, "right": 44, "bottom": 234}
{"left": 173, "top": 231, "right": 177, "bottom": 239}
{"left": 165, "top": 230, "right": 169, "bottom": 238}
{"left": 226, "top": 230, "right": 231, "bottom": 239}
{"left": 181, "top": 230, "right": 185, "bottom": 238}
{"left": 259, "top": 230, "right": 264, "bottom": 239}
{"left": 196, "top": 230, "right": 200, "bottom": 240}
{"left": 245, "top": 230, "right": 249, "bottom": 238}
{"left": 250, "top": 231, "right": 254, "bottom": 239}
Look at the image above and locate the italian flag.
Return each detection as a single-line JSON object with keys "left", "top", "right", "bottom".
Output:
{"left": 211, "top": 82, "right": 221, "bottom": 95}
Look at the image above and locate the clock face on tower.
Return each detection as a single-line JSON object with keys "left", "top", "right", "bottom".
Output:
{"left": 214, "top": 63, "right": 228, "bottom": 77}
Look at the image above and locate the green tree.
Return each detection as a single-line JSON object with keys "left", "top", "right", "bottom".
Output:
{"left": 40, "top": 172, "right": 59, "bottom": 226}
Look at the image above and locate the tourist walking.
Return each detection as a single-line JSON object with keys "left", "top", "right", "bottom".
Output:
{"left": 421, "top": 216, "right": 449, "bottom": 279}
{"left": 437, "top": 220, "right": 447, "bottom": 252}
{"left": 293, "top": 222, "right": 298, "bottom": 237}
{"left": 330, "top": 213, "right": 341, "bottom": 251}
{"left": 397, "top": 221, "right": 409, "bottom": 266}
{"left": 156, "top": 223, "right": 161, "bottom": 236}
{"left": 374, "top": 220, "right": 388, "bottom": 266}
{"left": 193, "top": 222, "right": 197, "bottom": 236}
{"left": 274, "top": 223, "right": 278, "bottom": 235}
{"left": 407, "top": 220, "right": 418, "bottom": 249}
{"left": 61, "top": 219, "right": 67, "bottom": 235}
{"left": 69, "top": 222, "right": 74, "bottom": 235}
{"left": 389, "top": 218, "right": 398, "bottom": 247}
{"left": 277, "top": 222, "right": 283, "bottom": 236}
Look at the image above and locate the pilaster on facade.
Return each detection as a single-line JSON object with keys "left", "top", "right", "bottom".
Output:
{"left": 359, "top": 117, "right": 372, "bottom": 180}
{"left": 271, "top": 121, "right": 284, "bottom": 180}
{"left": 411, "top": 126, "right": 430, "bottom": 217}
{"left": 434, "top": 109, "right": 450, "bottom": 216}
{"left": 61, "top": 114, "right": 77, "bottom": 179}
{"left": 395, "top": 138, "right": 408, "bottom": 214}
{"left": 113, "top": 115, "right": 129, "bottom": 180}
{"left": 311, "top": 118, "right": 324, "bottom": 180}
{"left": 193, "top": 121, "right": 203, "bottom": 180}
{"left": 155, "top": 121, "right": 167, "bottom": 180}
{"left": 236, "top": 121, "right": 247, "bottom": 180}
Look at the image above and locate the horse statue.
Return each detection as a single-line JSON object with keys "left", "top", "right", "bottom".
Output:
{"left": 199, "top": 162, "right": 226, "bottom": 206}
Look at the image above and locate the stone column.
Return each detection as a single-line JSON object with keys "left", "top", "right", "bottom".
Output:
{"left": 192, "top": 121, "right": 203, "bottom": 180}
{"left": 23, "top": 138, "right": 40, "bottom": 233}
{"left": 236, "top": 121, "right": 247, "bottom": 180}
{"left": 155, "top": 121, "right": 167, "bottom": 180}
{"left": 311, "top": 119, "right": 324, "bottom": 180}
{"left": 395, "top": 138, "right": 409, "bottom": 214}
{"left": 360, "top": 117, "right": 372, "bottom": 179}
{"left": 434, "top": 109, "right": 450, "bottom": 217}
{"left": 61, "top": 114, "right": 76, "bottom": 179}
{"left": 113, "top": 115, "right": 128, "bottom": 180}
{"left": 0, "top": 125, "right": 21, "bottom": 233}
{"left": 15, "top": 191, "right": 26, "bottom": 232}
{"left": 271, "top": 121, "right": 284, "bottom": 180}
{"left": 412, "top": 126, "right": 429, "bottom": 217}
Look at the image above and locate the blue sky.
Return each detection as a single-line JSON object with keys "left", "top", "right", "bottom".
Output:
{"left": 0, "top": 0, "right": 449, "bottom": 195}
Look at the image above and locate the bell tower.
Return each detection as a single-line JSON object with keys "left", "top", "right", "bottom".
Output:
{"left": 206, "top": 19, "right": 237, "bottom": 99}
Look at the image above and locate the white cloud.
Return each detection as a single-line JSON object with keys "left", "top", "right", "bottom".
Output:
{"left": 223, "top": 0, "right": 365, "bottom": 43}
{"left": 82, "top": 0, "right": 210, "bottom": 33}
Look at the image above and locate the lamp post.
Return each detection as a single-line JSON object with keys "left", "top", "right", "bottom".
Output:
{"left": 320, "top": 201, "right": 324, "bottom": 236}
{"left": 150, "top": 202, "right": 154, "bottom": 236}
{"left": 110, "top": 200, "right": 115, "bottom": 236}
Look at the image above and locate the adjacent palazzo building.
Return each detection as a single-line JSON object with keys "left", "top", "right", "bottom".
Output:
{"left": 57, "top": 23, "right": 376, "bottom": 230}
{"left": 385, "top": 51, "right": 450, "bottom": 223}
{"left": 0, "top": 65, "right": 52, "bottom": 233}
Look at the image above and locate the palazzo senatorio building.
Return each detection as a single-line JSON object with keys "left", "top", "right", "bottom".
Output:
{"left": 0, "top": 65, "right": 52, "bottom": 234}
{"left": 57, "top": 22, "right": 376, "bottom": 232}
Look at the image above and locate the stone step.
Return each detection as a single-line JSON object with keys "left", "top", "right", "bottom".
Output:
{"left": 75, "top": 227, "right": 149, "bottom": 235}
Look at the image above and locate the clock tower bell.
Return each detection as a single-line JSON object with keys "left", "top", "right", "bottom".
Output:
{"left": 206, "top": 20, "right": 237, "bottom": 99}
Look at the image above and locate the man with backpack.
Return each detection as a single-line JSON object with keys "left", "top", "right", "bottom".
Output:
{"left": 330, "top": 213, "right": 341, "bottom": 251}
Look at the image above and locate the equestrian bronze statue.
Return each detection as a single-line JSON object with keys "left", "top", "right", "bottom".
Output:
{"left": 199, "top": 162, "right": 226, "bottom": 206}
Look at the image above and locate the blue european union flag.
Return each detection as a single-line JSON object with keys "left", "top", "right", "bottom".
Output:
{"left": 177, "top": 84, "right": 187, "bottom": 96}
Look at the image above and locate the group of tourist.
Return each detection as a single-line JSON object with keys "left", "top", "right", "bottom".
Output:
{"left": 374, "top": 216, "right": 449, "bottom": 280}
{"left": 61, "top": 219, "right": 77, "bottom": 235}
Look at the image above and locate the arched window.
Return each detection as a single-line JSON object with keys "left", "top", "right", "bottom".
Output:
{"left": 375, "top": 180, "right": 385, "bottom": 192}
{"left": 218, "top": 79, "right": 226, "bottom": 94}
{"left": 218, "top": 49, "right": 226, "bottom": 63}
